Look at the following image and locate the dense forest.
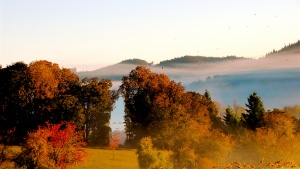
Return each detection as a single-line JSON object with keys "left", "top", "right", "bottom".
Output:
{"left": 1, "top": 61, "right": 300, "bottom": 168}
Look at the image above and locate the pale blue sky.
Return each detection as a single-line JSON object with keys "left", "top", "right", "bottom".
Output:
{"left": 1, "top": 0, "right": 300, "bottom": 70}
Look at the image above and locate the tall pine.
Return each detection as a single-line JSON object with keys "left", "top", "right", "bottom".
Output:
{"left": 242, "top": 92, "right": 265, "bottom": 130}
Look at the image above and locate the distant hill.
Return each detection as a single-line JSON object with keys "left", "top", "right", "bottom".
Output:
{"left": 77, "top": 59, "right": 151, "bottom": 80}
{"left": 265, "top": 40, "right": 300, "bottom": 57}
{"left": 76, "top": 40, "right": 300, "bottom": 81}
{"left": 119, "top": 58, "right": 152, "bottom": 66}
{"left": 157, "top": 55, "right": 249, "bottom": 67}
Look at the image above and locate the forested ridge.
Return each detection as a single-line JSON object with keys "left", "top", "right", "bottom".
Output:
{"left": 76, "top": 40, "right": 300, "bottom": 83}
{"left": 1, "top": 61, "right": 300, "bottom": 168}
{"left": 157, "top": 55, "right": 248, "bottom": 67}
{"left": 265, "top": 40, "right": 300, "bottom": 57}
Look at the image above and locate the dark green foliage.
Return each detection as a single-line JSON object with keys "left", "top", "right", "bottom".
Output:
{"left": 204, "top": 89, "right": 212, "bottom": 102}
{"left": 224, "top": 106, "right": 238, "bottom": 126}
{"left": 242, "top": 92, "right": 266, "bottom": 130}
{"left": 77, "top": 77, "right": 118, "bottom": 145}
{"left": 0, "top": 62, "right": 34, "bottom": 143}
{"left": 223, "top": 106, "right": 242, "bottom": 134}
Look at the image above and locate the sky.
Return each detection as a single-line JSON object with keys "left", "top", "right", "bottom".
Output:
{"left": 1, "top": 0, "right": 300, "bottom": 71}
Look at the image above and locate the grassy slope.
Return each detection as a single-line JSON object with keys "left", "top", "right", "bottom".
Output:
{"left": 72, "top": 148, "right": 139, "bottom": 169}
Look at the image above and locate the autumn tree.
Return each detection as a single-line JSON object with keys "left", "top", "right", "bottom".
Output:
{"left": 284, "top": 105, "right": 300, "bottom": 119}
{"left": 264, "top": 109, "right": 297, "bottom": 137}
{"left": 14, "top": 122, "right": 87, "bottom": 169}
{"left": 51, "top": 68, "right": 85, "bottom": 127}
{"left": 120, "top": 66, "right": 234, "bottom": 168}
{"left": 120, "top": 66, "right": 187, "bottom": 146}
{"left": 242, "top": 92, "right": 266, "bottom": 130}
{"left": 28, "top": 60, "right": 60, "bottom": 100}
{"left": 109, "top": 133, "right": 120, "bottom": 160}
{"left": 1, "top": 60, "right": 116, "bottom": 146}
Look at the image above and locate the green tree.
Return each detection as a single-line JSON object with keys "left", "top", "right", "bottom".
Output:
{"left": 224, "top": 106, "right": 239, "bottom": 127}
{"left": 137, "top": 137, "right": 171, "bottom": 169}
{"left": 242, "top": 92, "right": 266, "bottom": 130}
{"left": 0, "top": 62, "right": 34, "bottom": 143}
{"left": 204, "top": 89, "right": 212, "bottom": 102}
{"left": 78, "top": 77, "right": 117, "bottom": 145}
{"left": 223, "top": 106, "right": 243, "bottom": 134}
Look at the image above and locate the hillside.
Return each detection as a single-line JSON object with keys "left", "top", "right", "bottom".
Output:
{"left": 119, "top": 58, "right": 153, "bottom": 66}
{"left": 77, "top": 59, "right": 151, "bottom": 80}
{"left": 77, "top": 40, "right": 300, "bottom": 81}
{"left": 157, "top": 55, "right": 249, "bottom": 67}
{"left": 265, "top": 40, "right": 300, "bottom": 57}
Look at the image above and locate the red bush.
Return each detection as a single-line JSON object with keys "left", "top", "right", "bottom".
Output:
{"left": 15, "top": 122, "right": 87, "bottom": 169}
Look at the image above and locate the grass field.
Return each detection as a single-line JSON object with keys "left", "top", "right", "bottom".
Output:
{"left": 72, "top": 148, "right": 139, "bottom": 169}
{"left": 1, "top": 147, "right": 139, "bottom": 169}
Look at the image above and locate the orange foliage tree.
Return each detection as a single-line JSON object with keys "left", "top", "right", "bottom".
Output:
{"left": 14, "top": 122, "right": 87, "bottom": 169}
{"left": 109, "top": 133, "right": 120, "bottom": 160}
{"left": 109, "top": 133, "right": 120, "bottom": 149}
{"left": 120, "top": 66, "right": 233, "bottom": 168}
{"left": 1, "top": 60, "right": 117, "bottom": 147}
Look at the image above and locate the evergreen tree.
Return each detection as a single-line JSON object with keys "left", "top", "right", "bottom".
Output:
{"left": 224, "top": 106, "right": 239, "bottom": 127}
{"left": 204, "top": 89, "right": 212, "bottom": 102}
{"left": 242, "top": 92, "right": 265, "bottom": 130}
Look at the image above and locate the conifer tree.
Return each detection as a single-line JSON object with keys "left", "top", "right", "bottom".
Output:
{"left": 224, "top": 106, "right": 239, "bottom": 127}
{"left": 204, "top": 89, "right": 212, "bottom": 102}
{"left": 242, "top": 92, "right": 265, "bottom": 130}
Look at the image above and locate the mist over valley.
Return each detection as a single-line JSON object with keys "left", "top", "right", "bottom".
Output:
{"left": 78, "top": 41, "right": 300, "bottom": 124}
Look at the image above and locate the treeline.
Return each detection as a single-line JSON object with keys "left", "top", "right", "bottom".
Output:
{"left": 0, "top": 60, "right": 117, "bottom": 146}
{"left": 120, "top": 66, "right": 300, "bottom": 168}
{"left": 265, "top": 39, "right": 300, "bottom": 57}
{"left": 157, "top": 55, "right": 248, "bottom": 67}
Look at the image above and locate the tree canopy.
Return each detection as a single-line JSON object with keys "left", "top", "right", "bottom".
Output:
{"left": 0, "top": 61, "right": 117, "bottom": 146}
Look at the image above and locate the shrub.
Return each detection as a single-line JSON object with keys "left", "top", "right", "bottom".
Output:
{"left": 14, "top": 122, "right": 87, "bottom": 169}
{"left": 137, "top": 137, "right": 172, "bottom": 169}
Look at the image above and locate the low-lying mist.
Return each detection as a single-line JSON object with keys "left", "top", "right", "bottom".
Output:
{"left": 109, "top": 53, "right": 299, "bottom": 133}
